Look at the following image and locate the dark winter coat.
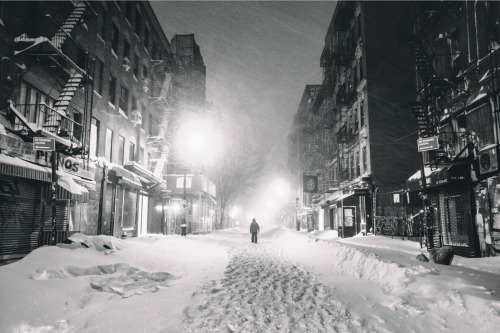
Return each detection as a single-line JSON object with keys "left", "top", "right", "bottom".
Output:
{"left": 250, "top": 221, "right": 260, "bottom": 233}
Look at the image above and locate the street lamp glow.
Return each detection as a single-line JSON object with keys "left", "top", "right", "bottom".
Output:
{"left": 177, "top": 117, "right": 223, "bottom": 166}
{"left": 272, "top": 179, "right": 290, "bottom": 196}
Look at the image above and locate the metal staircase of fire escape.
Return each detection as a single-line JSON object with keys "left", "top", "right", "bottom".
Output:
{"left": 407, "top": 37, "right": 447, "bottom": 166}
{"left": 43, "top": 2, "right": 87, "bottom": 134}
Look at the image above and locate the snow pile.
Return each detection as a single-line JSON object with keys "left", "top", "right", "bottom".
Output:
{"left": 1, "top": 228, "right": 500, "bottom": 332}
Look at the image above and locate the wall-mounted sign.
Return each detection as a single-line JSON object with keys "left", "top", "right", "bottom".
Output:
{"left": 417, "top": 136, "right": 439, "bottom": 152}
{"left": 33, "top": 137, "right": 55, "bottom": 151}
{"left": 354, "top": 188, "right": 370, "bottom": 196}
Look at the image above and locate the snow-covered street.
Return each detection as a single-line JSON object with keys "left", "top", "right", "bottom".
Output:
{"left": 184, "top": 243, "right": 353, "bottom": 332}
{"left": 1, "top": 227, "right": 500, "bottom": 333}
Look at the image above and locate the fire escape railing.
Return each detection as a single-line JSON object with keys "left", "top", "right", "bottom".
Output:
{"left": 11, "top": 3, "right": 96, "bottom": 157}
{"left": 12, "top": 103, "right": 83, "bottom": 144}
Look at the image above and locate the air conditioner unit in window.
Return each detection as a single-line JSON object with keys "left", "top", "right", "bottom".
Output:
{"left": 130, "top": 109, "right": 142, "bottom": 126}
{"left": 478, "top": 145, "right": 499, "bottom": 176}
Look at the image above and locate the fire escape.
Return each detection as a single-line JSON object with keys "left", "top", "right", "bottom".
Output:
{"left": 399, "top": 2, "right": 467, "bottom": 168}
{"left": 148, "top": 59, "right": 176, "bottom": 179}
{"left": 9, "top": 1, "right": 96, "bottom": 159}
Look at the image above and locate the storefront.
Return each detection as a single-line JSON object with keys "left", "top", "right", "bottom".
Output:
{"left": 0, "top": 153, "right": 50, "bottom": 262}
{"left": 124, "top": 161, "right": 167, "bottom": 236}
{"left": 406, "top": 163, "right": 478, "bottom": 257}
{"left": 105, "top": 164, "right": 142, "bottom": 237}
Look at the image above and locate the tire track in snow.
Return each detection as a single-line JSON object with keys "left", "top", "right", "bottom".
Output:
{"left": 184, "top": 243, "right": 364, "bottom": 332}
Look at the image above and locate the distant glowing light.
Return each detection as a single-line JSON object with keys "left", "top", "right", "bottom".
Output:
{"left": 272, "top": 179, "right": 290, "bottom": 196}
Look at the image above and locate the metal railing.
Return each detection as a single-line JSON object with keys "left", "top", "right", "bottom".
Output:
{"left": 13, "top": 103, "right": 83, "bottom": 143}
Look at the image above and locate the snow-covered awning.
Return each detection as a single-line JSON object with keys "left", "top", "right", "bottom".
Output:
{"left": 336, "top": 191, "right": 354, "bottom": 202}
{"left": 406, "top": 163, "right": 471, "bottom": 192}
{"left": 57, "top": 174, "right": 89, "bottom": 202}
{"left": 108, "top": 164, "right": 142, "bottom": 190}
{"left": 0, "top": 152, "right": 51, "bottom": 182}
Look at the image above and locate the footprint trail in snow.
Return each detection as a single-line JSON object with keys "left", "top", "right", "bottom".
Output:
{"left": 184, "top": 243, "right": 365, "bottom": 332}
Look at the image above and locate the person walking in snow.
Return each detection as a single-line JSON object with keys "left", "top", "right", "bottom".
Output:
{"left": 180, "top": 219, "right": 187, "bottom": 236}
{"left": 250, "top": 218, "right": 260, "bottom": 243}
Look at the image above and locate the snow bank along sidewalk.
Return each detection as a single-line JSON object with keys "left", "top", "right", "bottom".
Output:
{"left": 270, "top": 229, "right": 500, "bottom": 333}
{"left": 183, "top": 242, "right": 361, "bottom": 333}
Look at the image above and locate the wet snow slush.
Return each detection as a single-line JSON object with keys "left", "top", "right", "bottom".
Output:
{"left": 183, "top": 241, "right": 362, "bottom": 333}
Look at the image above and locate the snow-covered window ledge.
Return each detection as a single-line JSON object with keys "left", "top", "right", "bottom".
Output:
{"left": 111, "top": 49, "right": 118, "bottom": 59}
{"left": 93, "top": 90, "right": 102, "bottom": 99}
{"left": 97, "top": 34, "right": 105, "bottom": 45}
{"left": 108, "top": 101, "right": 116, "bottom": 110}
{"left": 119, "top": 108, "right": 128, "bottom": 119}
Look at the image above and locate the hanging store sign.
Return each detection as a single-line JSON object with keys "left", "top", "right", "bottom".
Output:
{"left": 33, "top": 137, "right": 55, "bottom": 151}
{"left": 417, "top": 136, "right": 439, "bottom": 152}
{"left": 354, "top": 188, "right": 370, "bottom": 196}
{"left": 303, "top": 174, "right": 318, "bottom": 193}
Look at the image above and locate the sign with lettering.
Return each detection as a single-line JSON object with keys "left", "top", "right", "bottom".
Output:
{"left": 34, "top": 151, "right": 96, "bottom": 180}
{"left": 354, "top": 188, "right": 370, "bottom": 196}
{"left": 33, "top": 137, "right": 55, "bottom": 151}
{"left": 417, "top": 136, "right": 439, "bottom": 152}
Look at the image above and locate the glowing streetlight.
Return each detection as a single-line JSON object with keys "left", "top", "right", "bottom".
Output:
{"left": 174, "top": 115, "right": 223, "bottom": 234}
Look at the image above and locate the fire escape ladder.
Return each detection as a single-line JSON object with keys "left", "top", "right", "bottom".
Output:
{"left": 51, "top": 2, "right": 87, "bottom": 49}
{"left": 55, "top": 72, "right": 83, "bottom": 115}
{"left": 408, "top": 39, "right": 434, "bottom": 84}
{"left": 43, "top": 72, "right": 83, "bottom": 134}
{"left": 411, "top": 101, "right": 432, "bottom": 138}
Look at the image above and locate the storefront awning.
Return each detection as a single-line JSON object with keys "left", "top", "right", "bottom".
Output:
{"left": 124, "top": 161, "right": 163, "bottom": 183}
{"left": 57, "top": 175, "right": 89, "bottom": 202}
{"left": 337, "top": 192, "right": 354, "bottom": 202}
{"left": 0, "top": 152, "right": 51, "bottom": 182}
{"left": 406, "top": 163, "right": 470, "bottom": 192}
{"left": 108, "top": 164, "right": 143, "bottom": 190}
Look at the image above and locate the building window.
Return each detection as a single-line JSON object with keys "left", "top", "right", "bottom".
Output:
{"left": 123, "top": 39, "right": 130, "bottom": 60}
{"left": 105, "top": 128, "right": 113, "bottom": 162}
{"left": 143, "top": 65, "right": 148, "bottom": 79}
{"left": 148, "top": 112, "right": 154, "bottom": 136}
{"left": 357, "top": 14, "right": 362, "bottom": 39}
{"left": 135, "top": 9, "right": 142, "bottom": 37}
{"left": 354, "top": 109, "right": 359, "bottom": 133}
{"left": 353, "top": 64, "right": 358, "bottom": 88}
{"left": 144, "top": 25, "right": 150, "bottom": 51}
{"left": 72, "top": 111, "right": 83, "bottom": 142}
{"left": 133, "top": 52, "right": 139, "bottom": 78}
{"left": 120, "top": 84, "right": 129, "bottom": 114}
{"left": 109, "top": 74, "right": 116, "bottom": 106}
{"left": 356, "top": 151, "right": 360, "bottom": 177}
{"left": 98, "top": 4, "right": 106, "bottom": 39}
{"left": 111, "top": 23, "right": 119, "bottom": 54}
{"left": 139, "top": 147, "right": 144, "bottom": 164}
{"left": 466, "top": 104, "right": 495, "bottom": 149}
{"left": 132, "top": 95, "right": 137, "bottom": 111}
{"left": 351, "top": 25, "right": 356, "bottom": 50}
{"left": 125, "top": 0, "right": 133, "bottom": 22}
{"left": 152, "top": 42, "right": 157, "bottom": 59}
{"left": 90, "top": 118, "right": 100, "bottom": 159}
{"left": 360, "top": 99, "right": 365, "bottom": 128}
{"left": 129, "top": 142, "right": 135, "bottom": 161}
{"left": 362, "top": 146, "right": 367, "bottom": 173}
{"left": 141, "top": 107, "right": 147, "bottom": 130}
{"left": 96, "top": 58, "right": 104, "bottom": 95}
{"left": 118, "top": 135, "right": 125, "bottom": 165}
{"left": 359, "top": 56, "right": 364, "bottom": 80}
